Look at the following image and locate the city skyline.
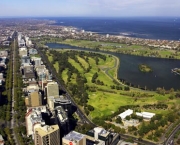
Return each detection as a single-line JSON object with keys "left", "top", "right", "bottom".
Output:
{"left": 0, "top": 0, "right": 180, "bottom": 17}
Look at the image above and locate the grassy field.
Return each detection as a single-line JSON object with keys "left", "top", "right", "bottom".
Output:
{"left": 46, "top": 49, "right": 177, "bottom": 119}
{"left": 43, "top": 38, "right": 180, "bottom": 60}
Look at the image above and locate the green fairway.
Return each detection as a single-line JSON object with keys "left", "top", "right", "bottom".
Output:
{"left": 62, "top": 69, "right": 68, "bottom": 83}
{"left": 53, "top": 61, "right": 59, "bottom": 73}
{"left": 45, "top": 49, "right": 178, "bottom": 120}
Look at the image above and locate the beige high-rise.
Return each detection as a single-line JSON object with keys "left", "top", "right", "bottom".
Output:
{"left": 34, "top": 125, "right": 60, "bottom": 145}
{"left": 29, "top": 91, "right": 42, "bottom": 107}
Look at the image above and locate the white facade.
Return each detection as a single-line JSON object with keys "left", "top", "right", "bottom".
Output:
{"left": 136, "top": 112, "right": 155, "bottom": 119}
{"left": 118, "top": 109, "right": 133, "bottom": 120}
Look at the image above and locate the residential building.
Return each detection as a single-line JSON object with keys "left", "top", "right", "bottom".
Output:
{"left": 34, "top": 125, "right": 60, "bottom": 145}
{"left": 19, "top": 47, "right": 27, "bottom": 57}
{"left": 46, "top": 81, "right": 59, "bottom": 98}
{"left": 23, "top": 65, "right": 35, "bottom": 81}
{"left": 26, "top": 91, "right": 42, "bottom": 107}
{"left": 33, "top": 57, "right": 41, "bottom": 66}
{"left": 86, "top": 135, "right": 105, "bottom": 145}
{"left": 62, "top": 131, "right": 86, "bottom": 145}
{"left": 25, "top": 106, "right": 47, "bottom": 137}
{"left": 87, "top": 127, "right": 112, "bottom": 145}
{"left": 0, "top": 51, "right": 8, "bottom": 57}
{"left": 29, "top": 48, "right": 38, "bottom": 55}
{"left": 54, "top": 96, "right": 72, "bottom": 115}
{"left": 55, "top": 106, "right": 69, "bottom": 135}
{"left": 18, "top": 39, "right": 26, "bottom": 47}
{"left": 0, "top": 134, "right": 4, "bottom": 145}
{"left": 21, "top": 56, "right": 31, "bottom": 65}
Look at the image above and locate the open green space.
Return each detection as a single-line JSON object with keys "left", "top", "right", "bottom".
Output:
{"left": 43, "top": 48, "right": 180, "bottom": 142}
{"left": 46, "top": 49, "right": 177, "bottom": 118}
{"left": 38, "top": 36, "right": 180, "bottom": 60}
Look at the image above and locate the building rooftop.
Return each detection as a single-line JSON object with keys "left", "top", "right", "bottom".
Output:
{"left": 118, "top": 109, "right": 133, "bottom": 119}
{"left": 63, "top": 131, "right": 85, "bottom": 142}
{"left": 56, "top": 106, "right": 68, "bottom": 123}
{"left": 35, "top": 125, "right": 59, "bottom": 137}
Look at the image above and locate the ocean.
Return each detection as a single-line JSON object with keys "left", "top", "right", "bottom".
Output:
{"left": 48, "top": 17, "right": 180, "bottom": 41}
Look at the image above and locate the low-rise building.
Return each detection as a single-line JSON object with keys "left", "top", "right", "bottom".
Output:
{"left": 0, "top": 134, "right": 4, "bottom": 145}
{"left": 136, "top": 112, "right": 155, "bottom": 120}
{"left": 63, "top": 131, "right": 86, "bottom": 145}
{"left": 118, "top": 109, "right": 133, "bottom": 120}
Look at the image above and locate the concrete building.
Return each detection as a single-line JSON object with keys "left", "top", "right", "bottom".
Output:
{"left": 26, "top": 91, "right": 42, "bottom": 107}
{"left": 46, "top": 82, "right": 59, "bottom": 97}
{"left": 86, "top": 135, "right": 105, "bottom": 145}
{"left": 0, "top": 51, "right": 8, "bottom": 57}
{"left": 87, "top": 127, "right": 112, "bottom": 145}
{"left": 55, "top": 106, "right": 69, "bottom": 136}
{"left": 136, "top": 112, "right": 155, "bottom": 120}
{"left": 34, "top": 125, "right": 60, "bottom": 145}
{"left": 46, "top": 82, "right": 59, "bottom": 103}
{"left": 54, "top": 96, "right": 72, "bottom": 115}
{"left": 21, "top": 56, "right": 31, "bottom": 65}
{"left": 29, "top": 48, "right": 38, "bottom": 55}
{"left": 19, "top": 47, "right": 27, "bottom": 57}
{"left": 23, "top": 65, "right": 35, "bottom": 81}
{"left": 0, "top": 134, "right": 4, "bottom": 145}
{"left": 25, "top": 106, "right": 47, "bottom": 137}
{"left": 33, "top": 57, "right": 41, "bottom": 66}
{"left": 118, "top": 109, "right": 133, "bottom": 120}
{"left": 18, "top": 39, "right": 26, "bottom": 47}
{"left": 62, "top": 131, "right": 86, "bottom": 145}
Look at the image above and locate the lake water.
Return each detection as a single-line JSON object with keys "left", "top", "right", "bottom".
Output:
{"left": 46, "top": 43, "right": 180, "bottom": 90}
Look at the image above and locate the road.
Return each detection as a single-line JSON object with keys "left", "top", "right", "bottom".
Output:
{"left": 10, "top": 39, "right": 19, "bottom": 145}
{"left": 164, "top": 124, "right": 180, "bottom": 145}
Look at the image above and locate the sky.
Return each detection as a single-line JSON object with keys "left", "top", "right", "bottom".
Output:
{"left": 0, "top": 0, "right": 180, "bottom": 17}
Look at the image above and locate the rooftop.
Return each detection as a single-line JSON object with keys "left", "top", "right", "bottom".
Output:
{"left": 63, "top": 131, "right": 85, "bottom": 142}
{"left": 35, "top": 125, "right": 59, "bottom": 137}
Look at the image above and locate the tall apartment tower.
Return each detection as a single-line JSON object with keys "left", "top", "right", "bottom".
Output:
{"left": 26, "top": 92, "right": 42, "bottom": 107}
{"left": 34, "top": 125, "right": 60, "bottom": 145}
{"left": 46, "top": 82, "right": 59, "bottom": 98}
{"left": 30, "top": 92, "right": 42, "bottom": 107}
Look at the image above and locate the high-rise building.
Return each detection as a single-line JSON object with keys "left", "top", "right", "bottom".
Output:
{"left": 28, "top": 91, "right": 42, "bottom": 107}
{"left": 34, "top": 58, "right": 41, "bottom": 66}
{"left": 19, "top": 47, "right": 27, "bottom": 57}
{"left": 46, "top": 82, "right": 59, "bottom": 107}
{"left": 34, "top": 125, "right": 60, "bottom": 145}
{"left": 62, "top": 131, "right": 86, "bottom": 145}
{"left": 86, "top": 127, "right": 112, "bottom": 145}
{"left": 46, "top": 82, "right": 59, "bottom": 98}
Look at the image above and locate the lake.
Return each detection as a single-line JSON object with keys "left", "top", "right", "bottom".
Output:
{"left": 46, "top": 43, "right": 180, "bottom": 90}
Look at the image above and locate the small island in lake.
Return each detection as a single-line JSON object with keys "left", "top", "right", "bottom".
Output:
{"left": 171, "top": 68, "right": 180, "bottom": 75}
{"left": 138, "top": 64, "right": 153, "bottom": 73}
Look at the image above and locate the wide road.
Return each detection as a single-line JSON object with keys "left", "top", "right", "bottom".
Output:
{"left": 164, "top": 124, "right": 180, "bottom": 145}
{"left": 11, "top": 39, "right": 19, "bottom": 145}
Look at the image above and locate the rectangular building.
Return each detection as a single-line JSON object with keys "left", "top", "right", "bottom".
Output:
{"left": 34, "top": 125, "right": 60, "bottom": 145}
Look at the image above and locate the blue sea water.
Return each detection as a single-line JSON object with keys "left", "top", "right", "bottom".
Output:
{"left": 48, "top": 17, "right": 180, "bottom": 41}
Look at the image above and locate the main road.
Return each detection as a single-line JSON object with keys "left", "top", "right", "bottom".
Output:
{"left": 11, "top": 39, "right": 19, "bottom": 144}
